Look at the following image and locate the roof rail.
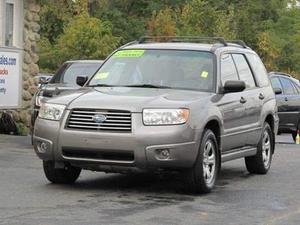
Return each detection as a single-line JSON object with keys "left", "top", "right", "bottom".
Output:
{"left": 226, "top": 40, "right": 248, "bottom": 48}
{"left": 119, "top": 40, "right": 139, "bottom": 49}
{"left": 269, "top": 71, "right": 292, "bottom": 77}
{"left": 137, "top": 36, "right": 250, "bottom": 49}
{"left": 138, "top": 36, "right": 228, "bottom": 46}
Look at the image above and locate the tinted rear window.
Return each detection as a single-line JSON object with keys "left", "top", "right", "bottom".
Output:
{"left": 246, "top": 53, "right": 270, "bottom": 87}
{"left": 232, "top": 54, "right": 256, "bottom": 88}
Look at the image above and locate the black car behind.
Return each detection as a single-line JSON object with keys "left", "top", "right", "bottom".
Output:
{"left": 269, "top": 72, "right": 300, "bottom": 141}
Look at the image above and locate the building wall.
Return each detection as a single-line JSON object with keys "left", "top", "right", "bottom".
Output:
{"left": 0, "top": 0, "right": 40, "bottom": 130}
{"left": 15, "top": 0, "right": 40, "bottom": 127}
{"left": 13, "top": 0, "right": 39, "bottom": 128}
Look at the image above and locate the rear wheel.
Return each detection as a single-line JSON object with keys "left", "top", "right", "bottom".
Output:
{"left": 43, "top": 161, "right": 81, "bottom": 184}
{"left": 292, "top": 131, "right": 297, "bottom": 142}
{"left": 186, "top": 129, "right": 219, "bottom": 193}
{"left": 245, "top": 123, "right": 273, "bottom": 174}
{"left": 292, "top": 121, "right": 300, "bottom": 142}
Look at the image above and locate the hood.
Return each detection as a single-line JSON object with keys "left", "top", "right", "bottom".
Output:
{"left": 46, "top": 88, "right": 88, "bottom": 105}
{"left": 48, "top": 87, "right": 213, "bottom": 112}
{"left": 40, "top": 83, "right": 78, "bottom": 97}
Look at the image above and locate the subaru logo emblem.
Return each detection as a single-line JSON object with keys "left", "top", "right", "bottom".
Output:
{"left": 93, "top": 114, "right": 107, "bottom": 123}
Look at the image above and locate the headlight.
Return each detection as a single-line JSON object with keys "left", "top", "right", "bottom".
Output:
{"left": 143, "top": 109, "right": 189, "bottom": 125}
{"left": 35, "top": 95, "right": 44, "bottom": 107}
{"left": 38, "top": 103, "right": 66, "bottom": 121}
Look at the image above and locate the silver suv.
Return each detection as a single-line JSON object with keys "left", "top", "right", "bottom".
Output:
{"left": 33, "top": 37, "right": 278, "bottom": 193}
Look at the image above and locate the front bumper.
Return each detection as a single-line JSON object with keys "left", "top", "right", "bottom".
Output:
{"left": 33, "top": 112, "right": 201, "bottom": 170}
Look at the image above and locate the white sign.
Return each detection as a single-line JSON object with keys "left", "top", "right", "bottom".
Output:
{"left": 0, "top": 48, "right": 22, "bottom": 109}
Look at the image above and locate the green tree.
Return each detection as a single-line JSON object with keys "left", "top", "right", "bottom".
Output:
{"left": 38, "top": 0, "right": 120, "bottom": 71}
{"left": 147, "top": 8, "right": 177, "bottom": 36}
{"left": 39, "top": 1, "right": 72, "bottom": 44}
{"left": 56, "top": 15, "right": 119, "bottom": 63}
{"left": 146, "top": 0, "right": 236, "bottom": 39}
{"left": 38, "top": 0, "right": 300, "bottom": 77}
{"left": 257, "top": 31, "right": 280, "bottom": 71}
{"left": 178, "top": 0, "right": 236, "bottom": 38}
{"left": 269, "top": 6, "right": 300, "bottom": 77}
{"left": 39, "top": 15, "right": 119, "bottom": 71}
{"left": 91, "top": 0, "right": 187, "bottom": 44}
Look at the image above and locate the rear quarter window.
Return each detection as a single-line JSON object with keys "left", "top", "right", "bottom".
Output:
{"left": 246, "top": 53, "right": 270, "bottom": 87}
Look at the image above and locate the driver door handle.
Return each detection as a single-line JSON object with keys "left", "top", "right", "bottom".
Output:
{"left": 259, "top": 93, "right": 265, "bottom": 100}
{"left": 240, "top": 97, "right": 247, "bottom": 104}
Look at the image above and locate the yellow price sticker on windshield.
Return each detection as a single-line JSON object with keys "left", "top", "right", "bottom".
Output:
{"left": 114, "top": 50, "right": 145, "bottom": 58}
{"left": 94, "top": 72, "right": 109, "bottom": 80}
{"left": 201, "top": 71, "right": 209, "bottom": 78}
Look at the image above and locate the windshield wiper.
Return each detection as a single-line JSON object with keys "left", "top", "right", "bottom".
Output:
{"left": 88, "top": 83, "right": 173, "bottom": 89}
{"left": 124, "top": 84, "right": 172, "bottom": 89}
{"left": 88, "top": 84, "right": 118, "bottom": 87}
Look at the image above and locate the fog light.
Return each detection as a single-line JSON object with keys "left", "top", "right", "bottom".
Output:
{"left": 158, "top": 149, "right": 170, "bottom": 159}
{"left": 37, "top": 141, "right": 48, "bottom": 153}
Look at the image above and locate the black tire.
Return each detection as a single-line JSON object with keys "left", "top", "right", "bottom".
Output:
{"left": 245, "top": 123, "right": 274, "bottom": 174}
{"left": 292, "top": 121, "right": 300, "bottom": 142}
{"left": 43, "top": 161, "right": 81, "bottom": 184}
{"left": 186, "top": 129, "right": 219, "bottom": 194}
{"left": 292, "top": 131, "right": 297, "bottom": 142}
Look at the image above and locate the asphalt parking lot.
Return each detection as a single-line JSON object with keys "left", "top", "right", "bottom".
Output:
{"left": 0, "top": 134, "right": 299, "bottom": 225}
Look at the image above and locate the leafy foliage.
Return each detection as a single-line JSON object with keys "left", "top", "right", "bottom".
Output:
{"left": 176, "top": 0, "right": 236, "bottom": 39}
{"left": 56, "top": 15, "right": 119, "bottom": 61}
{"left": 147, "top": 8, "right": 176, "bottom": 37}
{"left": 38, "top": 0, "right": 300, "bottom": 78}
{"left": 38, "top": 0, "right": 119, "bottom": 71}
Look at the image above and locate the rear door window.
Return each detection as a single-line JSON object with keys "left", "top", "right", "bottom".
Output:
{"left": 232, "top": 54, "right": 256, "bottom": 88}
{"left": 221, "top": 54, "right": 239, "bottom": 85}
{"left": 280, "top": 78, "right": 298, "bottom": 95}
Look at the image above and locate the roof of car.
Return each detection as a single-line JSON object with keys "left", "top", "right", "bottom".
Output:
{"left": 269, "top": 71, "right": 300, "bottom": 84}
{"left": 123, "top": 42, "right": 254, "bottom": 53}
{"left": 65, "top": 60, "right": 104, "bottom": 64}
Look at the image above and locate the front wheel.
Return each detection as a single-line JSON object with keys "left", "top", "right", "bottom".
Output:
{"left": 186, "top": 129, "right": 219, "bottom": 193}
{"left": 43, "top": 161, "right": 81, "bottom": 184}
{"left": 292, "top": 121, "right": 300, "bottom": 142}
{"left": 245, "top": 123, "right": 274, "bottom": 174}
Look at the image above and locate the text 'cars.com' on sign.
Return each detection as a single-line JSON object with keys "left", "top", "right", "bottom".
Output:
{"left": 0, "top": 48, "right": 22, "bottom": 109}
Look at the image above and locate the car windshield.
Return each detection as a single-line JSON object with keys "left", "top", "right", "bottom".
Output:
{"left": 88, "top": 50, "right": 215, "bottom": 92}
{"left": 50, "top": 62, "right": 101, "bottom": 86}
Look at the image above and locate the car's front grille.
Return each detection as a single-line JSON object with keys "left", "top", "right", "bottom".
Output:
{"left": 66, "top": 109, "right": 132, "bottom": 132}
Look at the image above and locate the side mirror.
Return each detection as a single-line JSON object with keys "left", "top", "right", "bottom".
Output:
{"left": 273, "top": 88, "right": 282, "bottom": 95}
{"left": 223, "top": 80, "right": 246, "bottom": 93}
{"left": 76, "top": 76, "right": 88, "bottom": 87}
{"left": 39, "top": 78, "right": 49, "bottom": 86}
